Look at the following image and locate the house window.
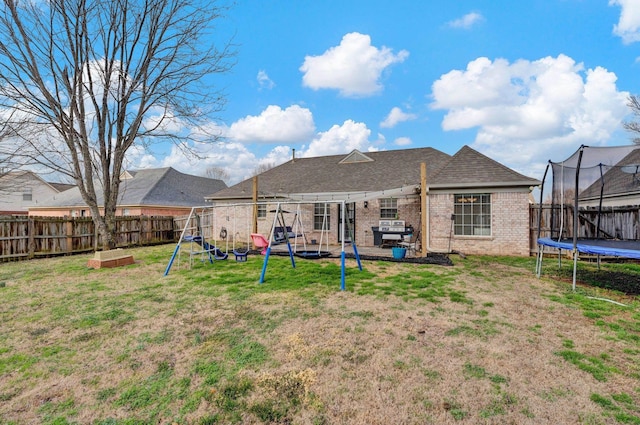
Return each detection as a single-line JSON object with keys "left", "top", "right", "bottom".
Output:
{"left": 380, "top": 198, "right": 397, "bottom": 219}
{"left": 314, "top": 203, "right": 330, "bottom": 231}
{"left": 257, "top": 204, "right": 266, "bottom": 219}
{"left": 22, "top": 188, "right": 32, "bottom": 201}
{"left": 454, "top": 194, "right": 491, "bottom": 236}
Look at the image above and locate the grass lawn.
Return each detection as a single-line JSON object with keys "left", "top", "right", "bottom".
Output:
{"left": 1, "top": 245, "right": 640, "bottom": 424}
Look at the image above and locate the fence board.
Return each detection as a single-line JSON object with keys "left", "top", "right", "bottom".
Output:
{"left": 530, "top": 204, "right": 640, "bottom": 255}
{"left": 0, "top": 215, "right": 175, "bottom": 262}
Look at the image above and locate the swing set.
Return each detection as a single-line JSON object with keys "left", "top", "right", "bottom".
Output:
{"left": 164, "top": 203, "right": 252, "bottom": 274}
{"left": 164, "top": 201, "right": 362, "bottom": 290}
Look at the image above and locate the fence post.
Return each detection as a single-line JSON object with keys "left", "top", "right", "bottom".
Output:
{"left": 66, "top": 218, "right": 74, "bottom": 254}
{"left": 28, "top": 217, "right": 35, "bottom": 259}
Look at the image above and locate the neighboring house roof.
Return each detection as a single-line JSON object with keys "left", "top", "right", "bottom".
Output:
{"left": 207, "top": 145, "right": 539, "bottom": 201}
{"left": 0, "top": 170, "right": 74, "bottom": 193}
{"left": 32, "top": 167, "right": 227, "bottom": 209}
{"left": 579, "top": 148, "right": 640, "bottom": 201}
{"left": 48, "top": 182, "right": 75, "bottom": 192}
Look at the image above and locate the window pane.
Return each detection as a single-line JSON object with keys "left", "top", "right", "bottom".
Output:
{"left": 453, "top": 193, "right": 491, "bottom": 236}
{"left": 380, "top": 198, "right": 397, "bottom": 219}
{"left": 314, "top": 203, "right": 330, "bottom": 230}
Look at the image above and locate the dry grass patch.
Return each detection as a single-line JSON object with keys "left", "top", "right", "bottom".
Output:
{"left": 1, "top": 246, "right": 640, "bottom": 424}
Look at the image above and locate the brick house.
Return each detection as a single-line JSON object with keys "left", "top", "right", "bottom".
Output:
{"left": 29, "top": 167, "right": 226, "bottom": 218}
{"left": 207, "top": 146, "right": 540, "bottom": 256}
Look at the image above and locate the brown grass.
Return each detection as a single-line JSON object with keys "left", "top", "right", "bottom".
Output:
{"left": 0, "top": 246, "right": 638, "bottom": 424}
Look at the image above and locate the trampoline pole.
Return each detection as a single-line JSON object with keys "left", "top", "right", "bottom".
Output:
{"left": 340, "top": 250, "right": 346, "bottom": 291}
{"left": 572, "top": 249, "right": 578, "bottom": 291}
{"left": 259, "top": 246, "right": 271, "bottom": 284}
{"left": 535, "top": 245, "right": 543, "bottom": 278}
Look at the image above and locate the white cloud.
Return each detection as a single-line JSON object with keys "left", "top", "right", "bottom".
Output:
{"left": 300, "top": 32, "right": 409, "bottom": 97}
{"left": 227, "top": 105, "right": 315, "bottom": 143}
{"left": 158, "top": 141, "right": 259, "bottom": 184}
{"left": 258, "top": 145, "right": 292, "bottom": 167}
{"left": 394, "top": 137, "right": 412, "bottom": 146}
{"left": 380, "top": 106, "right": 418, "bottom": 128}
{"left": 300, "top": 120, "right": 381, "bottom": 158}
{"left": 431, "top": 54, "right": 629, "bottom": 176}
{"left": 257, "top": 70, "right": 275, "bottom": 90}
{"left": 447, "top": 12, "right": 484, "bottom": 29}
{"left": 610, "top": 0, "right": 640, "bottom": 44}
{"left": 142, "top": 106, "right": 189, "bottom": 134}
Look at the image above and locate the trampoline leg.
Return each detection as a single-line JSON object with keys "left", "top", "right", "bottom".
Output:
{"left": 572, "top": 249, "right": 578, "bottom": 292}
{"left": 535, "top": 245, "right": 544, "bottom": 278}
{"left": 340, "top": 251, "right": 346, "bottom": 291}
{"left": 259, "top": 246, "right": 271, "bottom": 284}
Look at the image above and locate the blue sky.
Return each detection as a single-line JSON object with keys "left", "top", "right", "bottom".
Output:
{"left": 131, "top": 0, "right": 640, "bottom": 185}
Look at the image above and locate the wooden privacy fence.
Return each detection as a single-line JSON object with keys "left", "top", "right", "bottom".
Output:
{"left": 0, "top": 215, "right": 175, "bottom": 261}
{"left": 530, "top": 204, "right": 640, "bottom": 254}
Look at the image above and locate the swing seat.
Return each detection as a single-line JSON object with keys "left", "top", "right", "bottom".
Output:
{"left": 294, "top": 250, "right": 331, "bottom": 259}
{"left": 251, "top": 233, "right": 270, "bottom": 255}
{"left": 233, "top": 248, "right": 249, "bottom": 262}
{"left": 273, "top": 226, "right": 301, "bottom": 243}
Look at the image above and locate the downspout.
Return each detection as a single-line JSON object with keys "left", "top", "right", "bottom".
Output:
{"left": 421, "top": 163, "right": 428, "bottom": 257}
{"left": 421, "top": 162, "right": 451, "bottom": 254}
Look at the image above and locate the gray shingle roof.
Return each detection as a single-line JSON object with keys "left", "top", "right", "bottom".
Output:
{"left": 579, "top": 148, "right": 640, "bottom": 200}
{"left": 35, "top": 167, "right": 226, "bottom": 208}
{"left": 430, "top": 145, "right": 540, "bottom": 188}
{"left": 208, "top": 146, "right": 539, "bottom": 200}
{"left": 48, "top": 182, "right": 75, "bottom": 192}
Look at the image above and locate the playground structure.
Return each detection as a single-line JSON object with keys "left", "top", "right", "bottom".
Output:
{"left": 535, "top": 144, "right": 640, "bottom": 290}
{"left": 164, "top": 201, "right": 363, "bottom": 290}
{"left": 164, "top": 203, "right": 251, "bottom": 273}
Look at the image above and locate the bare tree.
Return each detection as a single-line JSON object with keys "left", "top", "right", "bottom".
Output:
{"left": 0, "top": 114, "right": 29, "bottom": 193}
{"left": 205, "top": 165, "right": 230, "bottom": 184}
{"left": 624, "top": 95, "right": 640, "bottom": 144}
{"left": 0, "top": 0, "right": 234, "bottom": 249}
{"left": 252, "top": 162, "right": 276, "bottom": 176}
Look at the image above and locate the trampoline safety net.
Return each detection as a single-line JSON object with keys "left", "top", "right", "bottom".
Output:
{"left": 539, "top": 144, "right": 640, "bottom": 244}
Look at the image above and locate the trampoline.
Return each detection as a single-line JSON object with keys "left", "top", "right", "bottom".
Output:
{"left": 535, "top": 145, "right": 640, "bottom": 290}
{"left": 537, "top": 238, "right": 640, "bottom": 260}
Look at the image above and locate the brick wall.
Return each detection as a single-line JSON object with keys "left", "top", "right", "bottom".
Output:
{"left": 207, "top": 193, "right": 532, "bottom": 256}
{"left": 428, "top": 191, "right": 531, "bottom": 256}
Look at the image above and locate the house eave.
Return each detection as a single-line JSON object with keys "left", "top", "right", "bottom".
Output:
{"left": 429, "top": 180, "right": 540, "bottom": 190}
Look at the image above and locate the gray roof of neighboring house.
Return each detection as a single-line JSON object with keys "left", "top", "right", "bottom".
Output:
{"left": 48, "top": 182, "right": 75, "bottom": 192}
{"left": 34, "top": 167, "right": 227, "bottom": 208}
{"left": 208, "top": 145, "right": 539, "bottom": 200}
{"left": 1, "top": 170, "right": 75, "bottom": 193}
{"left": 579, "top": 148, "right": 640, "bottom": 200}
